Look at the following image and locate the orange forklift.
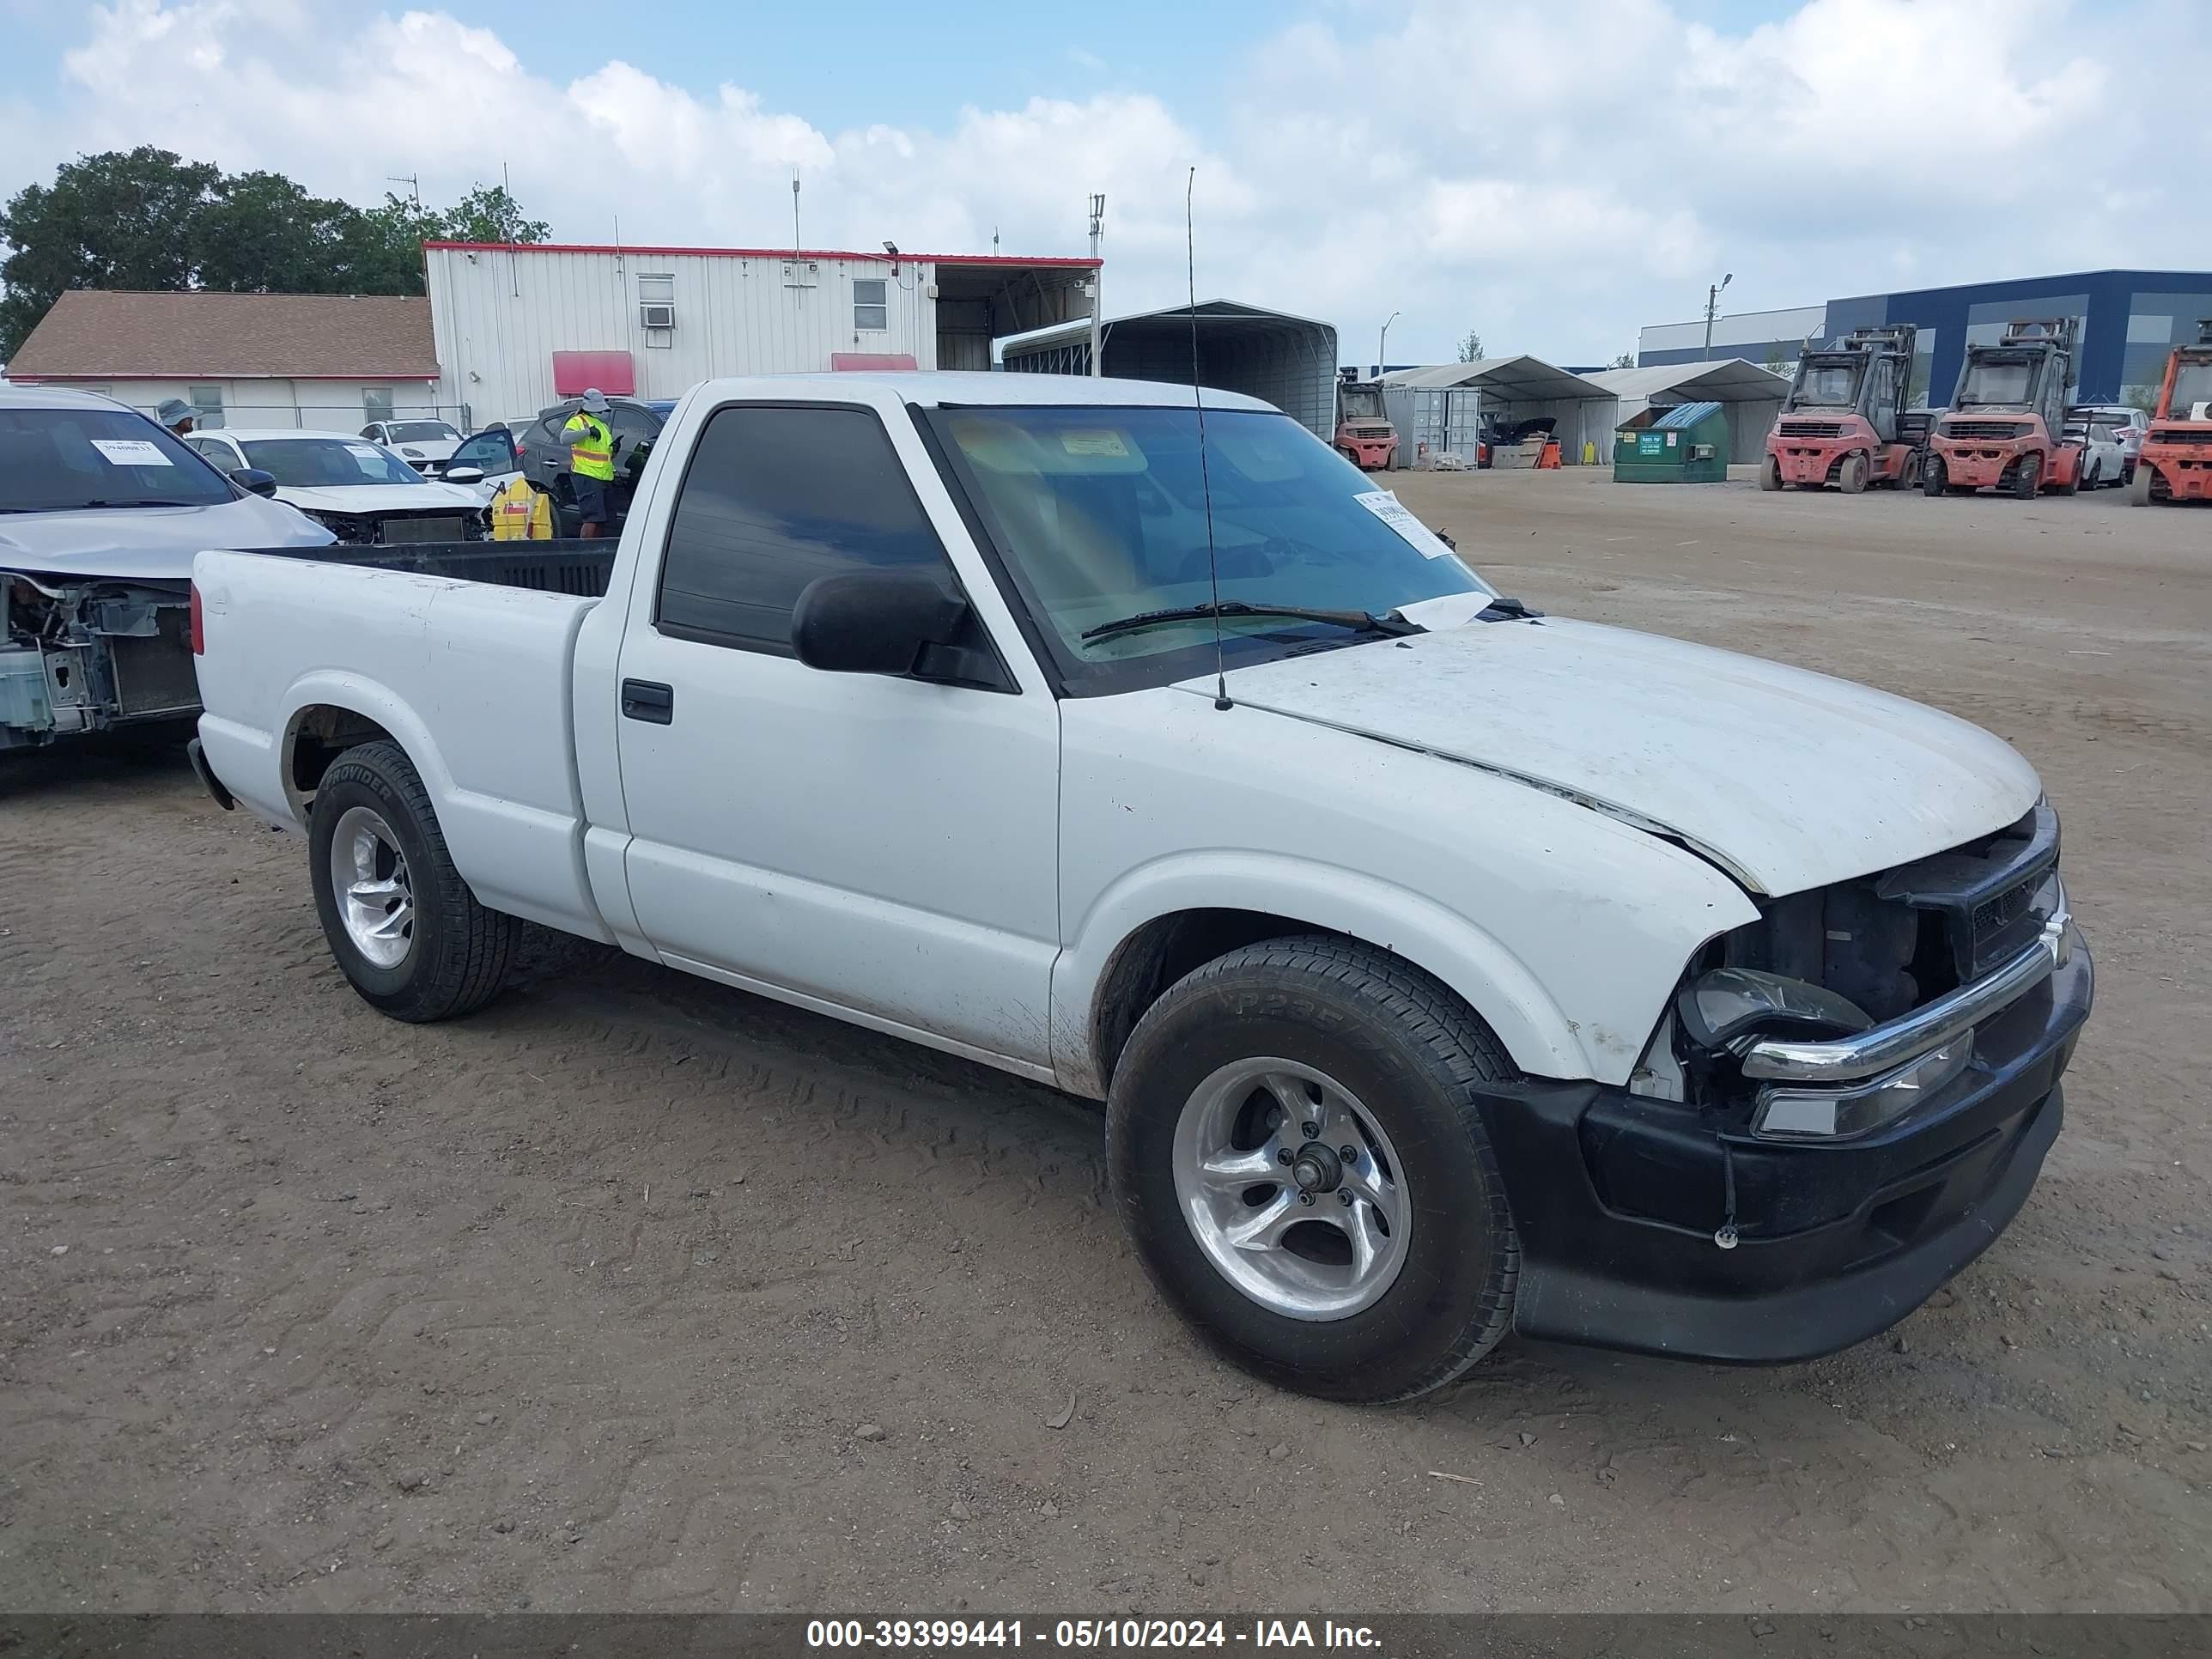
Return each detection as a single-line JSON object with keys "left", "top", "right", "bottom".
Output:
{"left": 1762, "top": 325, "right": 1923, "bottom": 492}
{"left": 2130, "top": 319, "right": 2212, "bottom": 506}
{"left": 1923, "top": 318, "right": 2086, "bottom": 499}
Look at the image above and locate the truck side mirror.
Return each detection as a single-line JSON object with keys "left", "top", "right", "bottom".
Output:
{"left": 791, "top": 569, "right": 1000, "bottom": 687}
{"left": 231, "top": 467, "right": 278, "bottom": 498}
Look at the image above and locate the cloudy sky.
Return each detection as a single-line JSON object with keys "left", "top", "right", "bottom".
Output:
{"left": 3, "top": 0, "right": 2207, "bottom": 366}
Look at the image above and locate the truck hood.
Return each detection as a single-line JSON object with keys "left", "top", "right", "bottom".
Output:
{"left": 1186, "top": 617, "right": 2040, "bottom": 896}
{"left": 0, "top": 495, "right": 332, "bottom": 583}
{"left": 276, "top": 482, "right": 485, "bottom": 516}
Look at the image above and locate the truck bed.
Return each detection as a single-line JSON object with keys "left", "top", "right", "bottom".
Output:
{"left": 240, "top": 540, "right": 616, "bottom": 599}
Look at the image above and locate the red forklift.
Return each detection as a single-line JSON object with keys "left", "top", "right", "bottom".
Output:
{"left": 1923, "top": 318, "right": 2086, "bottom": 499}
{"left": 1762, "top": 325, "right": 1923, "bottom": 492}
{"left": 2130, "top": 319, "right": 2212, "bottom": 506}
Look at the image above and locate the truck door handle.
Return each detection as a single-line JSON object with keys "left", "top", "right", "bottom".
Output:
{"left": 621, "top": 679, "right": 673, "bottom": 724}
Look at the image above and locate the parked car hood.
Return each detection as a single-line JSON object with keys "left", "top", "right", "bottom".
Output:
{"left": 276, "top": 482, "right": 485, "bottom": 516}
{"left": 1188, "top": 616, "right": 2041, "bottom": 896}
{"left": 0, "top": 495, "right": 331, "bottom": 583}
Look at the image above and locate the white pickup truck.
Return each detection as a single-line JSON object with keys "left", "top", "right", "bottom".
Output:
{"left": 191, "top": 373, "right": 2093, "bottom": 1401}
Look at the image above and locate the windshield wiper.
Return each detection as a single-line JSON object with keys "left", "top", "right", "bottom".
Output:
{"left": 1081, "top": 600, "right": 1424, "bottom": 644}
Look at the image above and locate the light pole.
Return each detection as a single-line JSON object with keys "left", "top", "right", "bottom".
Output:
{"left": 1378, "top": 310, "right": 1401, "bottom": 380}
{"left": 1703, "top": 272, "right": 1733, "bottom": 355}
{"left": 1087, "top": 192, "right": 1107, "bottom": 377}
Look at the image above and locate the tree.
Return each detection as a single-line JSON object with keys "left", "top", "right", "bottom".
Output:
{"left": 0, "top": 150, "right": 552, "bottom": 356}
{"left": 0, "top": 147, "right": 218, "bottom": 356}
{"left": 442, "top": 184, "right": 550, "bottom": 246}
{"left": 1609, "top": 351, "right": 1636, "bottom": 369}
{"left": 1455, "top": 329, "right": 1484, "bottom": 363}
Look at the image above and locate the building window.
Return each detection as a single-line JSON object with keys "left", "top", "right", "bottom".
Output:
{"left": 189, "top": 385, "right": 225, "bottom": 429}
{"left": 853, "top": 278, "right": 889, "bottom": 333}
{"left": 638, "top": 273, "right": 674, "bottom": 304}
{"left": 363, "top": 387, "right": 394, "bottom": 425}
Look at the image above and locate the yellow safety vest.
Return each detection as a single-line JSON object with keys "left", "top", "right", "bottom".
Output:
{"left": 563, "top": 411, "right": 616, "bottom": 481}
{"left": 489, "top": 476, "right": 555, "bottom": 540}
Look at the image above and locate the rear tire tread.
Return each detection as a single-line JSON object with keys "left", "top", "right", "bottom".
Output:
{"left": 313, "top": 740, "right": 518, "bottom": 1022}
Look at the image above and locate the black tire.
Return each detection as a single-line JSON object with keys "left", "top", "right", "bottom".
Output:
{"left": 1106, "top": 936, "right": 1520, "bottom": 1403}
{"left": 2012, "top": 453, "right": 2040, "bottom": 500}
{"left": 1839, "top": 452, "right": 1869, "bottom": 494}
{"left": 1923, "top": 455, "right": 1947, "bottom": 496}
{"left": 307, "top": 739, "right": 518, "bottom": 1022}
{"left": 1759, "top": 456, "right": 1782, "bottom": 491}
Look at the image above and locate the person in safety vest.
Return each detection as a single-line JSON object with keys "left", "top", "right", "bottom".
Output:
{"left": 489, "top": 474, "right": 555, "bottom": 540}
{"left": 561, "top": 389, "right": 617, "bottom": 539}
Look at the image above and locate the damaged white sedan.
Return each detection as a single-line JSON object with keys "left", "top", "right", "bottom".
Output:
{"left": 1, "top": 385, "right": 331, "bottom": 751}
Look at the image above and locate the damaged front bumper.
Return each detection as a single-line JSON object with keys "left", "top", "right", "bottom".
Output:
{"left": 1473, "top": 931, "right": 2093, "bottom": 1364}
{"left": 3, "top": 572, "right": 198, "bottom": 750}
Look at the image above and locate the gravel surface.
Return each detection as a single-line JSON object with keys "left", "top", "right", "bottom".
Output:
{"left": 3, "top": 468, "right": 2207, "bottom": 1613}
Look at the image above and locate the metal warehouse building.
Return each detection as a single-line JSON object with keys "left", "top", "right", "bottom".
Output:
{"left": 1000, "top": 299, "right": 1340, "bottom": 441}
{"left": 425, "top": 240, "right": 1101, "bottom": 428}
{"left": 1639, "top": 268, "right": 2212, "bottom": 407}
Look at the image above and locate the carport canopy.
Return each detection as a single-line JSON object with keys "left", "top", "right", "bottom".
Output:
{"left": 1587, "top": 358, "right": 1792, "bottom": 465}
{"left": 1380, "top": 356, "right": 1612, "bottom": 403}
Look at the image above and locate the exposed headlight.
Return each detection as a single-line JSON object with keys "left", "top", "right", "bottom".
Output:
{"left": 1674, "top": 967, "right": 1874, "bottom": 1051}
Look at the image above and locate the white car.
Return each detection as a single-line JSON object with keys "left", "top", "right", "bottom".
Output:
{"left": 184, "top": 430, "right": 489, "bottom": 543}
{"left": 2067, "top": 404, "right": 2148, "bottom": 482}
{"left": 2062, "top": 421, "right": 2126, "bottom": 489}
{"left": 359, "top": 418, "right": 465, "bottom": 477}
{"left": 189, "top": 372, "right": 2092, "bottom": 1401}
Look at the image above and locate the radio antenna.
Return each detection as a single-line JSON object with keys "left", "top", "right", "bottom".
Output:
{"left": 1187, "top": 167, "right": 1231, "bottom": 713}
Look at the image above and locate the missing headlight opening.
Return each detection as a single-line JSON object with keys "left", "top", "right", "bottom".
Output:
{"left": 1640, "top": 800, "right": 2063, "bottom": 1143}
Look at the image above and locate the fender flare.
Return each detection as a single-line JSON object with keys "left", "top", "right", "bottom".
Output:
{"left": 1050, "top": 853, "right": 1613, "bottom": 1098}
{"left": 276, "top": 668, "right": 459, "bottom": 827}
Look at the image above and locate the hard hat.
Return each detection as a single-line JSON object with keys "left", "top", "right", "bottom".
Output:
{"left": 156, "top": 397, "right": 195, "bottom": 428}
{"left": 580, "top": 388, "right": 611, "bottom": 413}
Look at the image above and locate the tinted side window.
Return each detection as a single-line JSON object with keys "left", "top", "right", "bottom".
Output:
{"left": 610, "top": 406, "right": 658, "bottom": 442}
{"left": 657, "top": 404, "right": 954, "bottom": 653}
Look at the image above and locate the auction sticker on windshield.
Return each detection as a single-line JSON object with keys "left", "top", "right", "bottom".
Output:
{"left": 1060, "top": 429, "right": 1130, "bottom": 458}
{"left": 88, "top": 440, "right": 173, "bottom": 466}
{"left": 1355, "top": 490, "right": 1453, "bottom": 558}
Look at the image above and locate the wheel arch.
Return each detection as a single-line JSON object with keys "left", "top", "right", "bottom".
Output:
{"left": 278, "top": 672, "right": 457, "bottom": 829}
{"left": 1054, "top": 858, "right": 1597, "bottom": 1100}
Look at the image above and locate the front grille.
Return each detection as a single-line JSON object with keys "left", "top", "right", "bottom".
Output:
{"left": 380, "top": 514, "right": 471, "bottom": 544}
{"left": 1778, "top": 420, "right": 1844, "bottom": 439}
{"left": 109, "top": 610, "right": 199, "bottom": 716}
{"left": 2149, "top": 428, "right": 2211, "bottom": 445}
{"left": 1878, "top": 802, "right": 2059, "bottom": 984}
{"left": 1942, "top": 420, "right": 2028, "bottom": 441}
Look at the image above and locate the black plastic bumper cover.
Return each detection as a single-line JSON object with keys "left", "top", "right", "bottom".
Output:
{"left": 185, "top": 737, "right": 235, "bottom": 811}
{"left": 1474, "top": 942, "right": 2093, "bottom": 1364}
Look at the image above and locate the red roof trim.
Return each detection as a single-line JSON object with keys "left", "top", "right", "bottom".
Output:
{"left": 9, "top": 373, "right": 440, "bottom": 383}
{"left": 422, "top": 240, "right": 1099, "bottom": 269}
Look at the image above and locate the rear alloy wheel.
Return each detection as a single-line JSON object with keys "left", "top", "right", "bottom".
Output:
{"left": 308, "top": 739, "right": 519, "bottom": 1022}
{"left": 1838, "top": 452, "right": 1869, "bottom": 494}
{"left": 2012, "top": 453, "right": 2041, "bottom": 500}
{"left": 1108, "top": 937, "right": 1520, "bottom": 1403}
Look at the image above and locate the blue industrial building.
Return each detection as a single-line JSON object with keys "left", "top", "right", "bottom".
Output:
{"left": 1638, "top": 269, "right": 2212, "bottom": 405}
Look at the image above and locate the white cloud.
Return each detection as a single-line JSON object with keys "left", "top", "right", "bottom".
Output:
{"left": 9, "top": 0, "right": 2209, "bottom": 365}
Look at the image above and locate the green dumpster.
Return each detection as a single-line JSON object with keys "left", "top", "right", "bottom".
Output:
{"left": 1613, "top": 400, "right": 1729, "bottom": 483}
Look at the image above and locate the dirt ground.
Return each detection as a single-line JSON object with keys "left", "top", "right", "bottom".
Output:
{"left": 3, "top": 468, "right": 2208, "bottom": 1616}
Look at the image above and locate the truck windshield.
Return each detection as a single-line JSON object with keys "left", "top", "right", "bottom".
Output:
{"left": 240, "top": 437, "right": 423, "bottom": 487}
{"left": 1958, "top": 358, "right": 2037, "bottom": 406}
{"left": 385, "top": 421, "right": 460, "bottom": 443}
{"left": 1792, "top": 360, "right": 1862, "bottom": 407}
{"left": 0, "top": 407, "right": 234, "bottom": 513}
{"left": 1340, "top": 389, "right": 1384, "bottom": 422}
{"left": 2170, "top": 363, "right": 2212, "bottom": 415}
{"left": 936, "top": 405, "right": 1490, "bottom": 667}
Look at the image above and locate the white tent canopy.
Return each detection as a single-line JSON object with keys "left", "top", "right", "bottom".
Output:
{"left": 1377, "top": 356, "right": 1614, "bottom": 465}
{"left": 1589, "top": 359, "right": 1792, "bottom": 464}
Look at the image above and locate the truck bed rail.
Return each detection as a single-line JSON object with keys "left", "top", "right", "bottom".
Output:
{"left": 237, "top": 540, "right": 615, "bottom": 599}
